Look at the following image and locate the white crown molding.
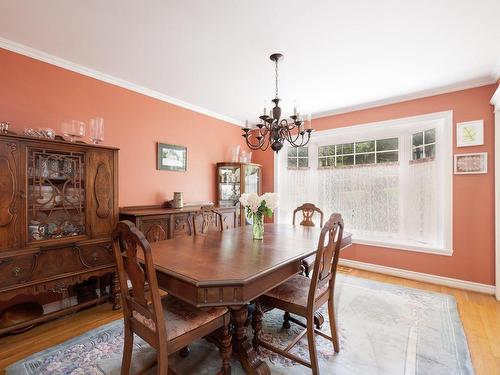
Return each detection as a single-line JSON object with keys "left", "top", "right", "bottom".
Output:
{"left": 339, "top": 258, "right": 495, "bottom": 295}
{"left": 313, "top": 77, "right": 497, "bottom": 120}
{"left": 491, "top": 84, "right": 500, "bottom": 110}
{"left": 492, "top": 56, "right": 500, "bottom": 81}
{"left": 0, "top": 37, "right": 245, "bottom": 127}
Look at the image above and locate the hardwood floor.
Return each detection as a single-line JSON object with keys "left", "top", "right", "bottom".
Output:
{"left": 0, "top": 268, "right": 498, "bottom": 374}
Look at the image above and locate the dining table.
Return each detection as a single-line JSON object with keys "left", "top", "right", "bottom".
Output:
{"left": 146, "top": 223, "right": 352, "bottom": 375}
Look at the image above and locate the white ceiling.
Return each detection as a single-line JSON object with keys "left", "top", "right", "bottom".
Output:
{"left": 0, "top": 0, "right": 499, "bottom": 125}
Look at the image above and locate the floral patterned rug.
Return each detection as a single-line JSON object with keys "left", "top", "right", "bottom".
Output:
{"left": 6, "top": 274, "right": 474, "bottom": 375}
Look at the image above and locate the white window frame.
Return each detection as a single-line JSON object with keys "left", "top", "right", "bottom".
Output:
{"left": 412, "top": 129, "right": 436, "bottom": 160}
{"left": 286, "top": 146, "right": 309, "bottom": 169}
{"left": 274, "top": 110, "right": 453, "bottom": 256}
{"left": 318, "top": 138, "right": 399, "bottom": 168}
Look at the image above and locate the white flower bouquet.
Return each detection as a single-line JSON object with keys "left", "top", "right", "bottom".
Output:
{"left": 239, "top": 192, "right": 278, "bottom": 239}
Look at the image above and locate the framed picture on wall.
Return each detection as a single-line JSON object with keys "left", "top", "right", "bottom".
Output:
{"left": 157, "top": 142, "right": 187, "bottom": 171}
{"left": 456, "top": 120, "right": 484, "bottom": 147}
{"left": 454, "top": 152, "right": 487, "bottom": 174}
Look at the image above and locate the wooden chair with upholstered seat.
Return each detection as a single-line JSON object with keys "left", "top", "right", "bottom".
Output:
{"left": 293, "top": 203, "right": 324, "bottom": 278}
{"left": 193, "top": 206, "right": 226, "bottom": 235}
{"left": 112, "top": 220, "right": 232, "bottom": 375}
{"left": 253, "top": 213, "right": 344, "bottom": 375}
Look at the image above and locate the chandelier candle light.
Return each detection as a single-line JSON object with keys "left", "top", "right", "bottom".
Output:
{"left": 242, "top": 53, "right": 313, "bottom": 152}
{"left": 239, "top": 192, "right": 278, "bottom": 240}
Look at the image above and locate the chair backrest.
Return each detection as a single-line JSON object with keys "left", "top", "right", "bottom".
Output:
{"left": 307, "top": 213, "right": 344, "bottom": 309}
{"left": 293, "top": 203, "right": 324, "bottom": 227}
{"left": 193, "top": 206, "right": 225, "bottom": 235}
{"left": 112, "top": 220, "right": 167, "bottom": 348}
{"left": 145, "top": 224, "right": 167, "bottom": 243}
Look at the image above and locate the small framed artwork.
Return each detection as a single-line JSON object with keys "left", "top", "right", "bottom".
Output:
{"left": 454, "top": 152, "right": 487, "bottom": 174}
{"left": 157, "top": 142, "right": 187, "bottom": 171}
{"left": 456, "top": 120, "right": 484, "bottom": 147}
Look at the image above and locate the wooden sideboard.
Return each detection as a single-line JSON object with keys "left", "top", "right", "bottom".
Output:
{"left": 119, "top": 205, "right": 240, "bottom": 241}
{"left": 0, "top": 134, "right": 119, "bottom": 335}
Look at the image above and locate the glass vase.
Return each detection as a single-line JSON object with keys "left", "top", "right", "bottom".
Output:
{"left": 252, "top": 214, "right": 264, "bottom": 240}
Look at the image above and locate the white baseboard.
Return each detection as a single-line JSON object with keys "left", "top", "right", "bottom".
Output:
{"left": 339, "top": 259, "right": 495, "bottom": 295}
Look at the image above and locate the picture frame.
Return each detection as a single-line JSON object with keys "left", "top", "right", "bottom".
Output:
{"left": 454, "top": 152, "right": 487, "bottom": 174}
{"left": 456, "top": 120, "right": 484, "bottom": 147}
{"left": 157, "top": 142, "right": 187, "bottom": 171}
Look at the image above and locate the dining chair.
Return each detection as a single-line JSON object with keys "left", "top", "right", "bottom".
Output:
{"left": 193, "top": 206, "right": 226, "bottom": 235}
{"left": 253, "top": 213, "right": 344, "bottom": 375}
{"left": 293, "top": 203, "right": 324, "bottom": 278}
{"left": 112, "top": 220, "right": 232, "bottom": 375}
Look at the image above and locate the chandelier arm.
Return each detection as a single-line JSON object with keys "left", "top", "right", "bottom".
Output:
{"left": 244, "top": 131, "right": 266, "bottom": 150}
{"left": 285, "top": 126, "right": 303, "bottom": 144}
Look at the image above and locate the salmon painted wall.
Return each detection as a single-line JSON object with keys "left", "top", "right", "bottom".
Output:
{"left": 0, "top": 48, "right": 246, "bottom": 206}
{"left": 255, "top": 84, "right": 497, "bottom": 285}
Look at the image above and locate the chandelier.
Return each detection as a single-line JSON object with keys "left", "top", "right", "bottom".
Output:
{"left": 242, "top": 53, "right": 313, "bottom": 152}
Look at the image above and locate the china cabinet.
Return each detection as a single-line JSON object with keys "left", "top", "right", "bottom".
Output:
{"left": 0, "top": 134, "right": 119, "bottom": 335}
{"left": 216, "top": 162, "right": 262, "bottom": 226}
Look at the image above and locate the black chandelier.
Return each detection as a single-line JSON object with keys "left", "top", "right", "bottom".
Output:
{"left": 242, "top": 53, "right": 313, "bottom": 153}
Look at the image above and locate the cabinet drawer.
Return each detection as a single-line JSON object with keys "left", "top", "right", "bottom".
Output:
{"left": 171, "top": 214, "right": 193, "bottom": 238}
{"left": 78, "top": 243, "right": 114, "bottom": 268}
{"left": 0, "top": 255, "right": 36, "bottom": 289}
{"left": 31, "top": 247, "right": 83, "bottom": 280}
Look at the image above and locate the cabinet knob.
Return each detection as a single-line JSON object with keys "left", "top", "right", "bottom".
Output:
{"left": 18, "top": 191, "right": 26, "bottom": 199}
{"left": 12, "top": 267, "right": 21, "bottom": 277}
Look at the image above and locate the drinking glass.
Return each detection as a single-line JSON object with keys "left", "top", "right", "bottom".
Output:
{"left": 62, "top": 120, "right": 86, "bottom": 142}
{"left": 89, "top": 117, "right": 104, "bottom": 144}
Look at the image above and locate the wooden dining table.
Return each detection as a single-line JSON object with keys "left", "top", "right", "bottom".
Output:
{"left": 146, "top": 223, "right": 352, "bottom": 375}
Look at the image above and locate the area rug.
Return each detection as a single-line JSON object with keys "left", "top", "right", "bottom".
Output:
{"left": 6, "top": 274, "right": 474, "bottom": 375}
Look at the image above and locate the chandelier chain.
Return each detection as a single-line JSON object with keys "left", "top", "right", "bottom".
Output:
{"left": 275, "top": 59, "right": 279, "bottom": 99}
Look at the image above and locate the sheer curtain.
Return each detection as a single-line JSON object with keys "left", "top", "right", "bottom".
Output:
{"left": 276, "top": 112, "right": 452, "bottom": 252}
{"left": 318, "top": 164, "right": 400, "bottom": 239}
{"left": 405, "top": 160, "right": 438, "bottom": 245}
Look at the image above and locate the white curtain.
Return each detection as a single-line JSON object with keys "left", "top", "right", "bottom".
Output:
{"left": 405, "top": 160, "right": 438, "bottom": 245}
{"left": 278, "top": 169, "right": 317, "bottom": 225}
{"left": 318, "top": 164, "right": 400, "bottom": 239}
{"left": 277, "top": 121, "right": 448, "bottom": 250}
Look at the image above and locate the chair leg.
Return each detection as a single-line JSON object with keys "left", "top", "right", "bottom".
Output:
{"left": 121, "top": 322, "right": 133, "bottom": 375}
{"left": 328, "top": 298, "right": 340, "bottom": 353}
{"left": 219, "top": 323, "right": 232, "bottom": 375}
{"left": 252, "top": 301, "right": 263, "bottom": 352}
{"left": 157, "top": 344, "right": 169, "bottom": 375}
{"left": 307, "top": 318, "right": 320, "bottom": 375}
{"left": 283, "top": 311, "right": 291, "bottom": 329}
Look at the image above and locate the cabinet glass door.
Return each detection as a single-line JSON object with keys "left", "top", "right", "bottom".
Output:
{"left": 243, "top": 165, "right": 261, "bottom": 224}
{"left": 27, "top": 147, "right": 86, "bottom": 241}
{"left": 218, "top": 166, "right": 241, "bottom": 205}
{"left": 244, "top": 165, "right": 260, "bottom": 194}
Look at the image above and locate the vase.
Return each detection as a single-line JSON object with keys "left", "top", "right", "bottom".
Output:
{"left": 252, "top": 214, "right": 264, "bottom": 240}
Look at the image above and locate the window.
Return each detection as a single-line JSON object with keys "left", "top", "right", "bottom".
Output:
{"left": 412, "top": 128, "right": 436, "bottom": 160}
{"left": 287, "top": 146, "right": 309, "bottom": 169}
{"left": 318, "top": 138, "right": 398, "bottom": 168}
{"left": 277, "top": 111, "right": 453, "bottom": 255}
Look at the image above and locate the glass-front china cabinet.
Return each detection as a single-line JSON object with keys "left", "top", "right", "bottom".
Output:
{"left": 0, "top": 134, "right": 119, "bottom": 335}
{"left": 216, "top": 162, "right": 262, "bottom": 225}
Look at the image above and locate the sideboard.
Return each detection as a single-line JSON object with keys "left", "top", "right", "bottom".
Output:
{"left": 119, "top": 204, "right": 240, "bottom": 241}
{"left": 0, "top": 134, "right": 119, "bottom": 335}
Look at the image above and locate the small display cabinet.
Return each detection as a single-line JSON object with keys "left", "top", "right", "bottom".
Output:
{"left": 0, "top": 134, "right": 119, "bottom": 335}
{"left": 216, "top": 162, "right": 262, "bottom": 225}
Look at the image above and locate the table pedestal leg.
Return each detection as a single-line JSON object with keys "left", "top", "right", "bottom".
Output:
{"left": 231, "top": 305, "right": 270, "bottom": 375}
